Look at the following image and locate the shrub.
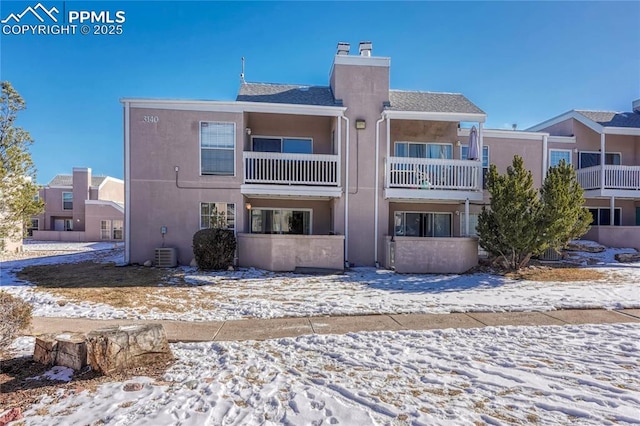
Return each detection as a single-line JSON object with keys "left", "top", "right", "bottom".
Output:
{"left": 0, "top": 291, "right": 32, "bottom": 354}
{"left": 192, "top": 228, "right": 237, "bottom": 270}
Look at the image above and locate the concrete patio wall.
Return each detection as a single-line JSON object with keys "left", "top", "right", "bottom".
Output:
{"left": 237, "top": 234, "right": 344, "bottom": 271}
{"left": 32, "top": 230, "right": 87, "bottom": 242}
{"left": 584, "top": 226, "right": 640, "bottom": 251}
{"left": 385, "top": 236, "right": 478, "bottom": 274}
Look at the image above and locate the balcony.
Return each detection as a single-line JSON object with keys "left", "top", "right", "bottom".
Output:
{"left": 577, "top": 165, "right": 640, "bottom": 196}
{"left": 241, "top": 152, "right": 341, "bottom": 198}
{"left": 385, "top": 157, "right": 483, "bottom": 201}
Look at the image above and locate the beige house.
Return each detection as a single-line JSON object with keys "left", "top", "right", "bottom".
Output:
{"left": 31, "top": 167, "right": 124, "bottom": 242}
{"left": 122, "top": 42, "right": 640, "bottom": 272}
{"left": 529, "top": 103, "right": 640, "bottom": 250}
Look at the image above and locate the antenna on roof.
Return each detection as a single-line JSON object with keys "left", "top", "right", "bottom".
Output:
{"left": 512, "top": 123, "right": 517, "bottom": 131}
{"left": 240, "top": 57, "right": 245, "bottom": 83}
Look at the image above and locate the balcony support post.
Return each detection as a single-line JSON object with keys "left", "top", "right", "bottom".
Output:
{"left": 610, "top": 196, "right": 615, "bottom": 226}
{"left": 464, "top": 198, "right": 470, "bottom": 237}
{"left": 600, "top": 133, "right": 606, "bottom": 190}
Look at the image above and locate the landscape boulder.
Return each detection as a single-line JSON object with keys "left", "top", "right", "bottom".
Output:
{"left": 86, "top": 323, "right": 171, "bottom": 376}
{"left": 565, "top": 241, "right": 605, "bottom": 253}
{"left": 33, "top": 332, "right": 87, "bottom": 370}
{"left": 615, "top": 253, "right": 640, "bottom": 263}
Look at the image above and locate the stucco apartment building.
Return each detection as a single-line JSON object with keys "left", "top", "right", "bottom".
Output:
{"left": 122, "top": 42, "right": 640, "bottom": 273}
{"left": 31, "top": 167, "right": 125, "bottom": 242}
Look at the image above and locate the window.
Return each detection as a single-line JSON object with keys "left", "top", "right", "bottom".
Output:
{"left": 251, "top": 208, "right": 311, "bottom": 234}
{"left": 64, "top": 219, "right": 73, "bottom": 231}
{"left": 252, "top": 137, "right": 312, "bottom": 154}
{"left": 395, "top": 142, "right": 452, "bottom": 159}
{"left": 461, "top": 145, "right": 490, "bottom": 188}
{"left": 459, "top": 213, "right": 479, "bottom": 237}
{"left": 100, "top": 220, "right": 110, "bottom": 239}
{"left": 200, "top": 202, "right": 235, "bottom": 229}
{"left": 62, "top": 192, "right": 73, "bottom": 210}
{"left": 201, "top": 122, "right": 235, "bottom": 175}
{"left": 27, "top": 219, "right": 39, "bottom": 237}
{"left": 394, "top": 212, "right": 452, "bottom": 237}
{"left": 549, "top": 149, "right": 572, "bottom": 167}
{"left": 579, "top": 151, "right": 621, "bottom": 169}
{"left": 112, "top": 220, "right": 123, "bottom": 240}
{"left": 588, "top": 208, "right": 621, "bottom": 226}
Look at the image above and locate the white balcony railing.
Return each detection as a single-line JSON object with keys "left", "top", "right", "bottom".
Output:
{"left": 243, "top": 151, "right": 339, "bottom": 186}
{"left": 387, "top": 157, "right": 481, "bottom": 191}
{"left": 577, "top": 165, "right": 640, "bottom": 190}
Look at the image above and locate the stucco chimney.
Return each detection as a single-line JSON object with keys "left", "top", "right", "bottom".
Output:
{"left": 633, "top": 98, "right": 640, "bottom": 113}
{"left": 359, "top": 41, "right": 372, "bottom": 57}
{"left": 336, "top": 42, "right": 350, "bottom": 56}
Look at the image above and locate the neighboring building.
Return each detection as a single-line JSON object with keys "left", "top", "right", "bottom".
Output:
{"left": 528, "top": 101, "right": 640, "bottom": 250}
{"left": 122, "top": 42, "right": 640, "bottom": 272}
{"left": 31, "top": 167, "right": 124, "bottom": 242}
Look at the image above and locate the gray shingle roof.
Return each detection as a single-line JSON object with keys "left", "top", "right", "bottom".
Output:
{"left": 387, "top": 90, "right": 485, "bottom": 115}
{"left": 48, "top": 175, "right": 108, "bottom": 187}
{"left": 576, "top": 110, "right": 640, "bottom": 128}
{"left": 237, "top": 82, "right": 340, "bottom": 106}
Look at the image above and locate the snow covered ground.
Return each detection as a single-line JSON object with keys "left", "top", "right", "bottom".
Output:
{"left": 1, "top": 242, "right": 639, "bottom": 321}
{"left": 10, "top": 323, "right": 640, "bottom": 425}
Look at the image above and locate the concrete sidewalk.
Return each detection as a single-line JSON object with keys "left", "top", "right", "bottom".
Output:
{"left": 28, "top": 309, "right": 640, "bottom": 343}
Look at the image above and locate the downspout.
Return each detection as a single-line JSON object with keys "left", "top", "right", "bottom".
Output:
{"left": 124, "top": 101, "right": 131, "bottom": 264}
{"left": 542, "top": 134, "right": 548, "bottom": 180}
{"left": 342, "top": 115, "right": 350, "bottom": 268}
{"left": 374, "top": 113, "right": 385, "bottom": 268}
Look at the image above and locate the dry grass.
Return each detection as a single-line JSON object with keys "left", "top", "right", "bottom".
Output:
{"left": 16, "top": 261, "right": 220, "bottom": 312}
{"left": 507, "top": 266, "right": 607, "bottom": 282}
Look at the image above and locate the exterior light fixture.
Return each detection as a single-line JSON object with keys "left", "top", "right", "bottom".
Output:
{"left": 245, "top": 128, "right": 252, "bottom": 135}
{"left": 355, "top": 119, "right": 366, "bottom": 130}
{"left": 245, "top": 202, "right": 252, "bottom": 210}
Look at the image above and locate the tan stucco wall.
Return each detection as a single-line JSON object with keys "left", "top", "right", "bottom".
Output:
{"left": 386, "top": 236, "right": 478, "bottom": 274}
{"left": 245, "top": 113, "right": 334, "bottom": 154}
{"left": 85, "top": 203, "right": 124, "bottom": 241}
{"left": 584, "top": 226, "right": 640, "bottom": 250}
{"left": 32, "top": 230, "right": 86, "bottom": 242}
{"left": 72, "top": 169, "right": 90, "bottom": 231}
{"left": 483, "top": 135, "right": 544, "bottom": 188}
{"left": 237, "top": 234, "right": 345, "bottom": 271}
{"left": 98, "top": 179, "right": 124, "bottom": 203}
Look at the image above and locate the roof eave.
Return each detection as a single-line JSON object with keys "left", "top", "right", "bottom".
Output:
{"left": 603, "top": 126, "right": 640, "bottom": 136}
{"left": 383, "top": 110, "right": 486, "bottom": 123}
{"left": 527, "top": 110, "right": 603, "bottom": 133}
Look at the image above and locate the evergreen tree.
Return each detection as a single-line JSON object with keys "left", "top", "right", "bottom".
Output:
{"left": 477, "top": 156, "right": 590, "bottom": 271}
{"left": 0, "top": 81, "right": 43, "bottom": 249}
{"left": 539, "top": 159, "right": 592, "bottom": 253}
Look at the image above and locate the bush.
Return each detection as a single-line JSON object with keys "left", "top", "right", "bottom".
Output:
{"left": 0, "top": 291, "right": 32, "bottom": 354}
{"left": 192, "top": 228, "right": 237, "bottom": 270}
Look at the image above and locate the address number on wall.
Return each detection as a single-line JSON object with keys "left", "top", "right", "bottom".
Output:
{"left": 143, "top": 115, "right": 159, "bottom": 123}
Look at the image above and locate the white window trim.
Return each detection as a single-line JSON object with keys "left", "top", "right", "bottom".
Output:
{"left": 394, "top": 142, "right": 454, "bottom": 159}
{"left": 251, "top": 135, "right": 314, "bottom": 153}
{"left": 549, "top": 149, "right": 573, "bottom": 167}
{"left": 459, "top": 145, "right": 490, "bottom": 165}
{"left": 394, "top": 210, "right": 453, "bottom": 237}
{"left": 586, "top": 207, "right": 622, "bottom": 226}
{"left": 250, "top": 207, "right": 313, "bottom": 235}
{"left": 62, "top": 192, "right": 73, "bottom": 210}
{"left": 199, "top": 121, "right": 237, "bottom": 177}
{"left": 578, "top": 150, "right": 622, "bottom": 169}
{"left": 100, "top": 220, "right": 111, "bottom": 240}
{"left": 199, "top": 202, "right": 236, "bottom": 230}
{"left": 112, "top": 220, "right": 124, "bottom": 240}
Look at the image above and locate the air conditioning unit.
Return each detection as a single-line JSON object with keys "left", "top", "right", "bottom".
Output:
{"left": 154, "top": 247, "right": 177, "bottom": 267}
{"left": 539, "top": 248, "right": 562, "bottom": 262}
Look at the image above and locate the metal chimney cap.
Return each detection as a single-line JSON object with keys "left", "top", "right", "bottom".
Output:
{"left": 358, "top": 41, "right": 373, "bottom": 56}
{"left": 336, "top": 42, "right": 350, "bottom": 55}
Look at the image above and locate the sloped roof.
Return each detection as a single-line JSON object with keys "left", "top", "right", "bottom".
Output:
{"left": 387, "top": 90, "right": 485, "bottom": 115}
{"left": 237, "top": 82, "right": 340, "bottom": 106}
{"left": 575, "top": 110, "right": 640, "bottom": 128}
{"left": 48, "top": 175, "right": 108, "bottom": 187}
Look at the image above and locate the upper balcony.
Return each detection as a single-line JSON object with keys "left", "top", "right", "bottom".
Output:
{"left": 385, "top": 156, "right": 483, "bottom": 201}
{"left": 577, "top": 165, "right": 640, "bottom": 197}
{"left": 241, "top": 151, "right": 342, "bottom": 198}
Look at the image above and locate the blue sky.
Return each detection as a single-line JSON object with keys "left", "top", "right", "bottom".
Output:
{"left": 1, "top": 1, "right": 638, "bottom": 184}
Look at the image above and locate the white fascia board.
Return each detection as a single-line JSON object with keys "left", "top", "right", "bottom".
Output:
{"left": 48, "top": 185, "right": 73, "bottom": 189}
{"left": 384, "top": 110, "right": 486, "bottom": 123}
{"left": 120, "top": 98, "right": 346, "bottom": 117}
{"left": 548, "top": 136, "right": 576, "bottom": 144}
{"left": 603, "top": 127, "right": 640, "bottom": 136}
{"left": 241, "top": 184, "right": 342, "bottom": 199}
{"left": 97, "top": 176, "right": 125, "bottom": 190}
{"left": 384, "top": 188, "right": 484, "bottom": 202}
{"left": 458, "top": 128, "right": 546, "bottom": 140}
{"left": 527, "top": 111, "right": 603, "bottom": 134}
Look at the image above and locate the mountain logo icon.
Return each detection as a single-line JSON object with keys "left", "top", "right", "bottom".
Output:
{"left": 1, "top": 3, "right": 59, "bottom": 24}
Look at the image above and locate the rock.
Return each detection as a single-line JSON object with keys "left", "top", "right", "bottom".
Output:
{"left": 565, "top": 241, "right": 605, "bottom": 253}
{"left": 86, "top": 324, "right": 171, "bottom": 376}
{"left": 55, "top": 333, "right": 88, "bottom": 371}
{"left": 183, "top": 379, "right": 198, "bottom": 390}
{"left": 33, "top": 334, "right": 58, "bottom": 366}
{"left": 615, "top": 253, "right": 640, "bottom": 263}
{"left": 143, "top": 260, "right": 153, "bottom": 267}
{"left": 123, "top": 382, "right": 145, "bottom": 392}
{"left": 190, "top": 258, "right": 198, "bottom": 267}
{"left": 227, "top": 265, "right": 235, "bottom": 271}
{"left": 0, "top": 408, "right": 22, "bottom": 426}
